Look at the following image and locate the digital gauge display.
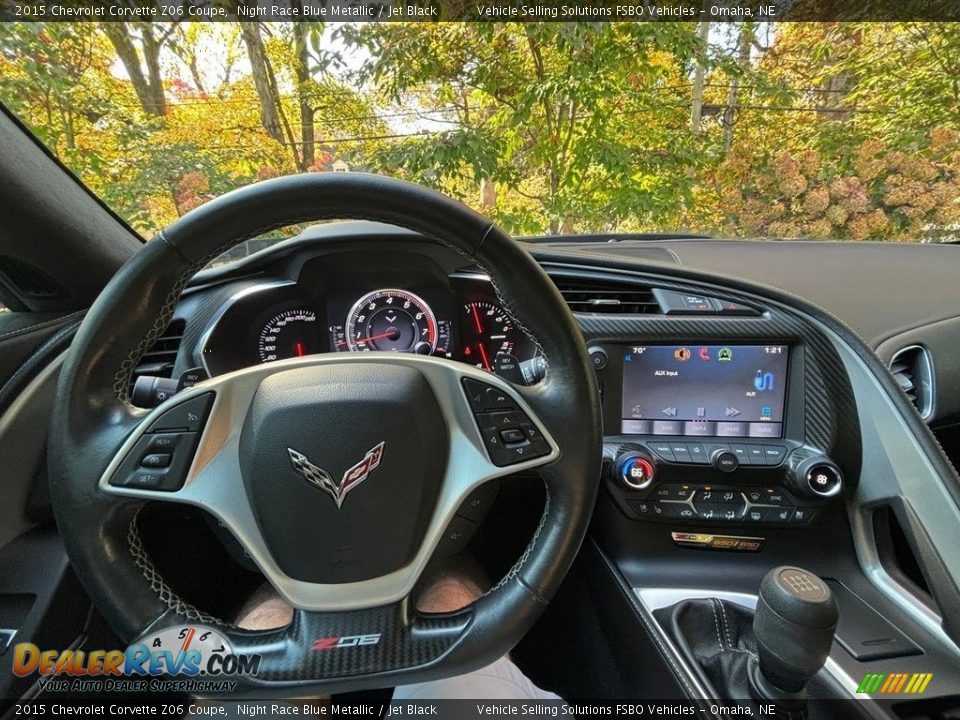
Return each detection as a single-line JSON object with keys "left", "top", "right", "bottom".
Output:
{"left": 329, "top": 289, "right": 452, "bottom": 356}
{"left": 257, "top": 309, "right": 320, "bottom": 363}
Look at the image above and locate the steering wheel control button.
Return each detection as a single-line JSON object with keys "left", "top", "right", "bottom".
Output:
{"left": 456, "top": 483, "right": 499, "bottom": 523}
{"left": 462, "top": 378, "right": 518, "bottom": 413}
{"left": 500, "top": 428, "right": 526, "bottom": 444}
{"left": 588, "top": 346, "right": 608, "bottom": 370}
{"left": 619, "top": 455, "right": 655, "bottom": 490}
{"left": 140, "top": 453, "right": 172, "bottom": 469}
{"left": 146, "top": 392, "right": 214, "bottom": 433}
{"left": 711, "top": 448, "right": 740, "bottom": 473}
{"left": 473, "top": 402, "right": 550, "bottom": 467}
{"left": 435, "top": 515, "right": 478, "bottom": 559}
{"left": 110, "top": 431, "right": 200, "bottom": 492}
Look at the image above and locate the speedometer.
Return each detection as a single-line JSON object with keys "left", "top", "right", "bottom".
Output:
{"left": 257, "top": 309, "right": 319, "bottom": 363}
{"left": 345, "top": 289, "right": 440, "bottom": 354}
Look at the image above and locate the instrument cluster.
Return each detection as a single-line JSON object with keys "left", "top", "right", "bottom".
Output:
{"left": 200, "top": 272, "right": 540, "bottom": 384}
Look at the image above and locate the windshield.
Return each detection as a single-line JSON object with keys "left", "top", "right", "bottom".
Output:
{"left": 1, "top": 21, "right": 958, "bottom": 244}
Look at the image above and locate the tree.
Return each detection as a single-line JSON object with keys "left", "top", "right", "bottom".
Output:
{"left": 348, "top": 23, "right": 703, "bottom": 234}
{"left": 239, "top": 22, "right": 284, "bottom": 144}
{"left": 99, "top": 22, "right": 173, "bottom": 116}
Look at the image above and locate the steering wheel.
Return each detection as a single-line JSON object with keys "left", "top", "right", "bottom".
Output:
{"left": 47, "top": 174, "right": 601, "bottom": 695}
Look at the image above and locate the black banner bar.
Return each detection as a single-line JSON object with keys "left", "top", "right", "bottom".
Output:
{"left": 2, "top": 0, "right": 960, "bottom": 22}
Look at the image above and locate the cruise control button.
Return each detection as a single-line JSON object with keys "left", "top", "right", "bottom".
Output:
{"left": 463, "top": 379, "right": 517, "bottom": 413}
{"left": 147, "top": 392, "right": 214, "bottom": 433}
{"left": 110, "top": 432, "right": 199, "bottom": 492}
{"left": 140, "top": 453, "right": 171, "bottom": 469}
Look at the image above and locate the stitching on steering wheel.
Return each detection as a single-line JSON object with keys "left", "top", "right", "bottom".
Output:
{"left": 483, "top": 487, "right": 551, "bottom": 598}
{"left": 127, "top": 510, "right": 231, "bottom": 627}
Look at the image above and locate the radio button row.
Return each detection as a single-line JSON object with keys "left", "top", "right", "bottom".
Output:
{"left": 642, "top": 441, "right": 787, "bottom": 467}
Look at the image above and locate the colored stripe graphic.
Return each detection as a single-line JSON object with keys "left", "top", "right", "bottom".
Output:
{"left": 857, "top": 672, "right": 932, "bottom": 694}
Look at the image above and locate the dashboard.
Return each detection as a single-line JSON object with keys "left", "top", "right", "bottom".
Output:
{"left": 144, "top": 225, "right": 862, "bottom": 539}
{"left": 193, "top": 247, "right": 540, "bottom": 384}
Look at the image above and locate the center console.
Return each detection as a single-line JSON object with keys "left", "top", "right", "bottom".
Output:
{"left": 594, "top": 342, "right": 845, "bottom": 533}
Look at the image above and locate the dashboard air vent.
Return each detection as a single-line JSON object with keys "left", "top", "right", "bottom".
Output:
{"left": 131, "top": 319, "right": 186, "bottom": 384}
{"left": 890, "top": 345, "right": 934, "bottom": 421}
{"left": 552, "top": 278, "right": 660, "bottom": 315}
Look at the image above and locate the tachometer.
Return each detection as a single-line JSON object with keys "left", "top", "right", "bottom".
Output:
{"left": 345, "top": 289, "right": 440, "bottom": 354}
{"left": 461, "top": 301, "right": 537, "bottom": 374}
{"left": 257, "top": 309, "right": 319, "bottom": 363}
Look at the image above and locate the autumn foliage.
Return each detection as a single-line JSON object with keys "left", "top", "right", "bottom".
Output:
{"left": 0, "top": 21, "right": 957, "bottom": 242}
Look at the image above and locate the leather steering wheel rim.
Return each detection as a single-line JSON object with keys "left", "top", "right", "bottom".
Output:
{"left": 48, "top": 173, "right": 601, "bottom": 694}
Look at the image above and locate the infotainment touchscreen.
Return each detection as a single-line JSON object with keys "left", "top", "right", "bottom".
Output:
{"left": 620, "top": 344, "right": 789, "bottom": 438}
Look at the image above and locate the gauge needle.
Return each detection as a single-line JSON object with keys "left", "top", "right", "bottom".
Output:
{"left": 361, "top": 329, "right": 401, "bottom": 344}
{"left": 477, "top": 342, "right": 492, "bottom": 371}
{"left": 470, "top": 304, "right": 484, "bottom": 334}
{"left": 294, "top": 341, "right": 306, "bottom": 357}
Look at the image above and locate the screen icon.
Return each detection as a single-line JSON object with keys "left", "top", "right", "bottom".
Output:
{"left": 754, "top": 370, "right": 775, "bottom": 392}
{"left": 718, "top": 347, "right": 733, "bottom": 362}
{"left": 674, "top": 347, "right": 691, "bottom": 362}
{"left": 761, "top": 406, "right": 772, "bottom": 418}
{"left": 698, "top": 346, "right": 711, "bottom": 361}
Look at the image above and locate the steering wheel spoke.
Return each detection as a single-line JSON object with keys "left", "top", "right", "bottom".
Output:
{"left": 100, "top": 355, "right": 558, "bottom": 614}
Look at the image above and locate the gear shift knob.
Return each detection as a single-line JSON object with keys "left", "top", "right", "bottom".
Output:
{"left": 753, "top": 566, "right": 839, "bottom": 693}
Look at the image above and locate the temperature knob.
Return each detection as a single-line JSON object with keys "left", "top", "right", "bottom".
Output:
{"left": 617, "top": 452, "right": 656, "bottom": 490}
{"left": 789, "top": 453, "right": 843, "bottom": 498}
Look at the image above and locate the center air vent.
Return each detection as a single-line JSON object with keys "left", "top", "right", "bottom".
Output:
{"left": 890, "top": 345, "right": 934, "bottom": 421}
{"left": 551, "top": 277, "right": 660, "bottom": 315}
{"left": 130, "top": 319, "right": 186, "bottom": 387}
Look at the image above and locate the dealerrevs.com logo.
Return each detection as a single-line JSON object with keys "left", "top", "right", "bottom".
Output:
{"left": 13, "top": 625, "right": 261, "bottom": 694}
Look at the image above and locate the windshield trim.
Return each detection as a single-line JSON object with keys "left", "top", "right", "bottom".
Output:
{"left": 0, "top": 102, "right": 145, "bottom": 245}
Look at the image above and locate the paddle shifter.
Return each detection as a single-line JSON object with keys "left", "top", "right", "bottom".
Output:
{"left": 750, "top": 566, "right": 839, "bottom": 702}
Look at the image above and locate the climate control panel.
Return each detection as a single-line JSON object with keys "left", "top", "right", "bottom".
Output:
{"left": 604, "top": 439, "right": 842, "bottom": 527}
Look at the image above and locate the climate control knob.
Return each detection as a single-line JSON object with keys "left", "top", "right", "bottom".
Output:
{"left": 790, "top": 454, "right": 843, "bottom": 498}
{"left": 617, "top": 453, "right": 656, "bottom": 490}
